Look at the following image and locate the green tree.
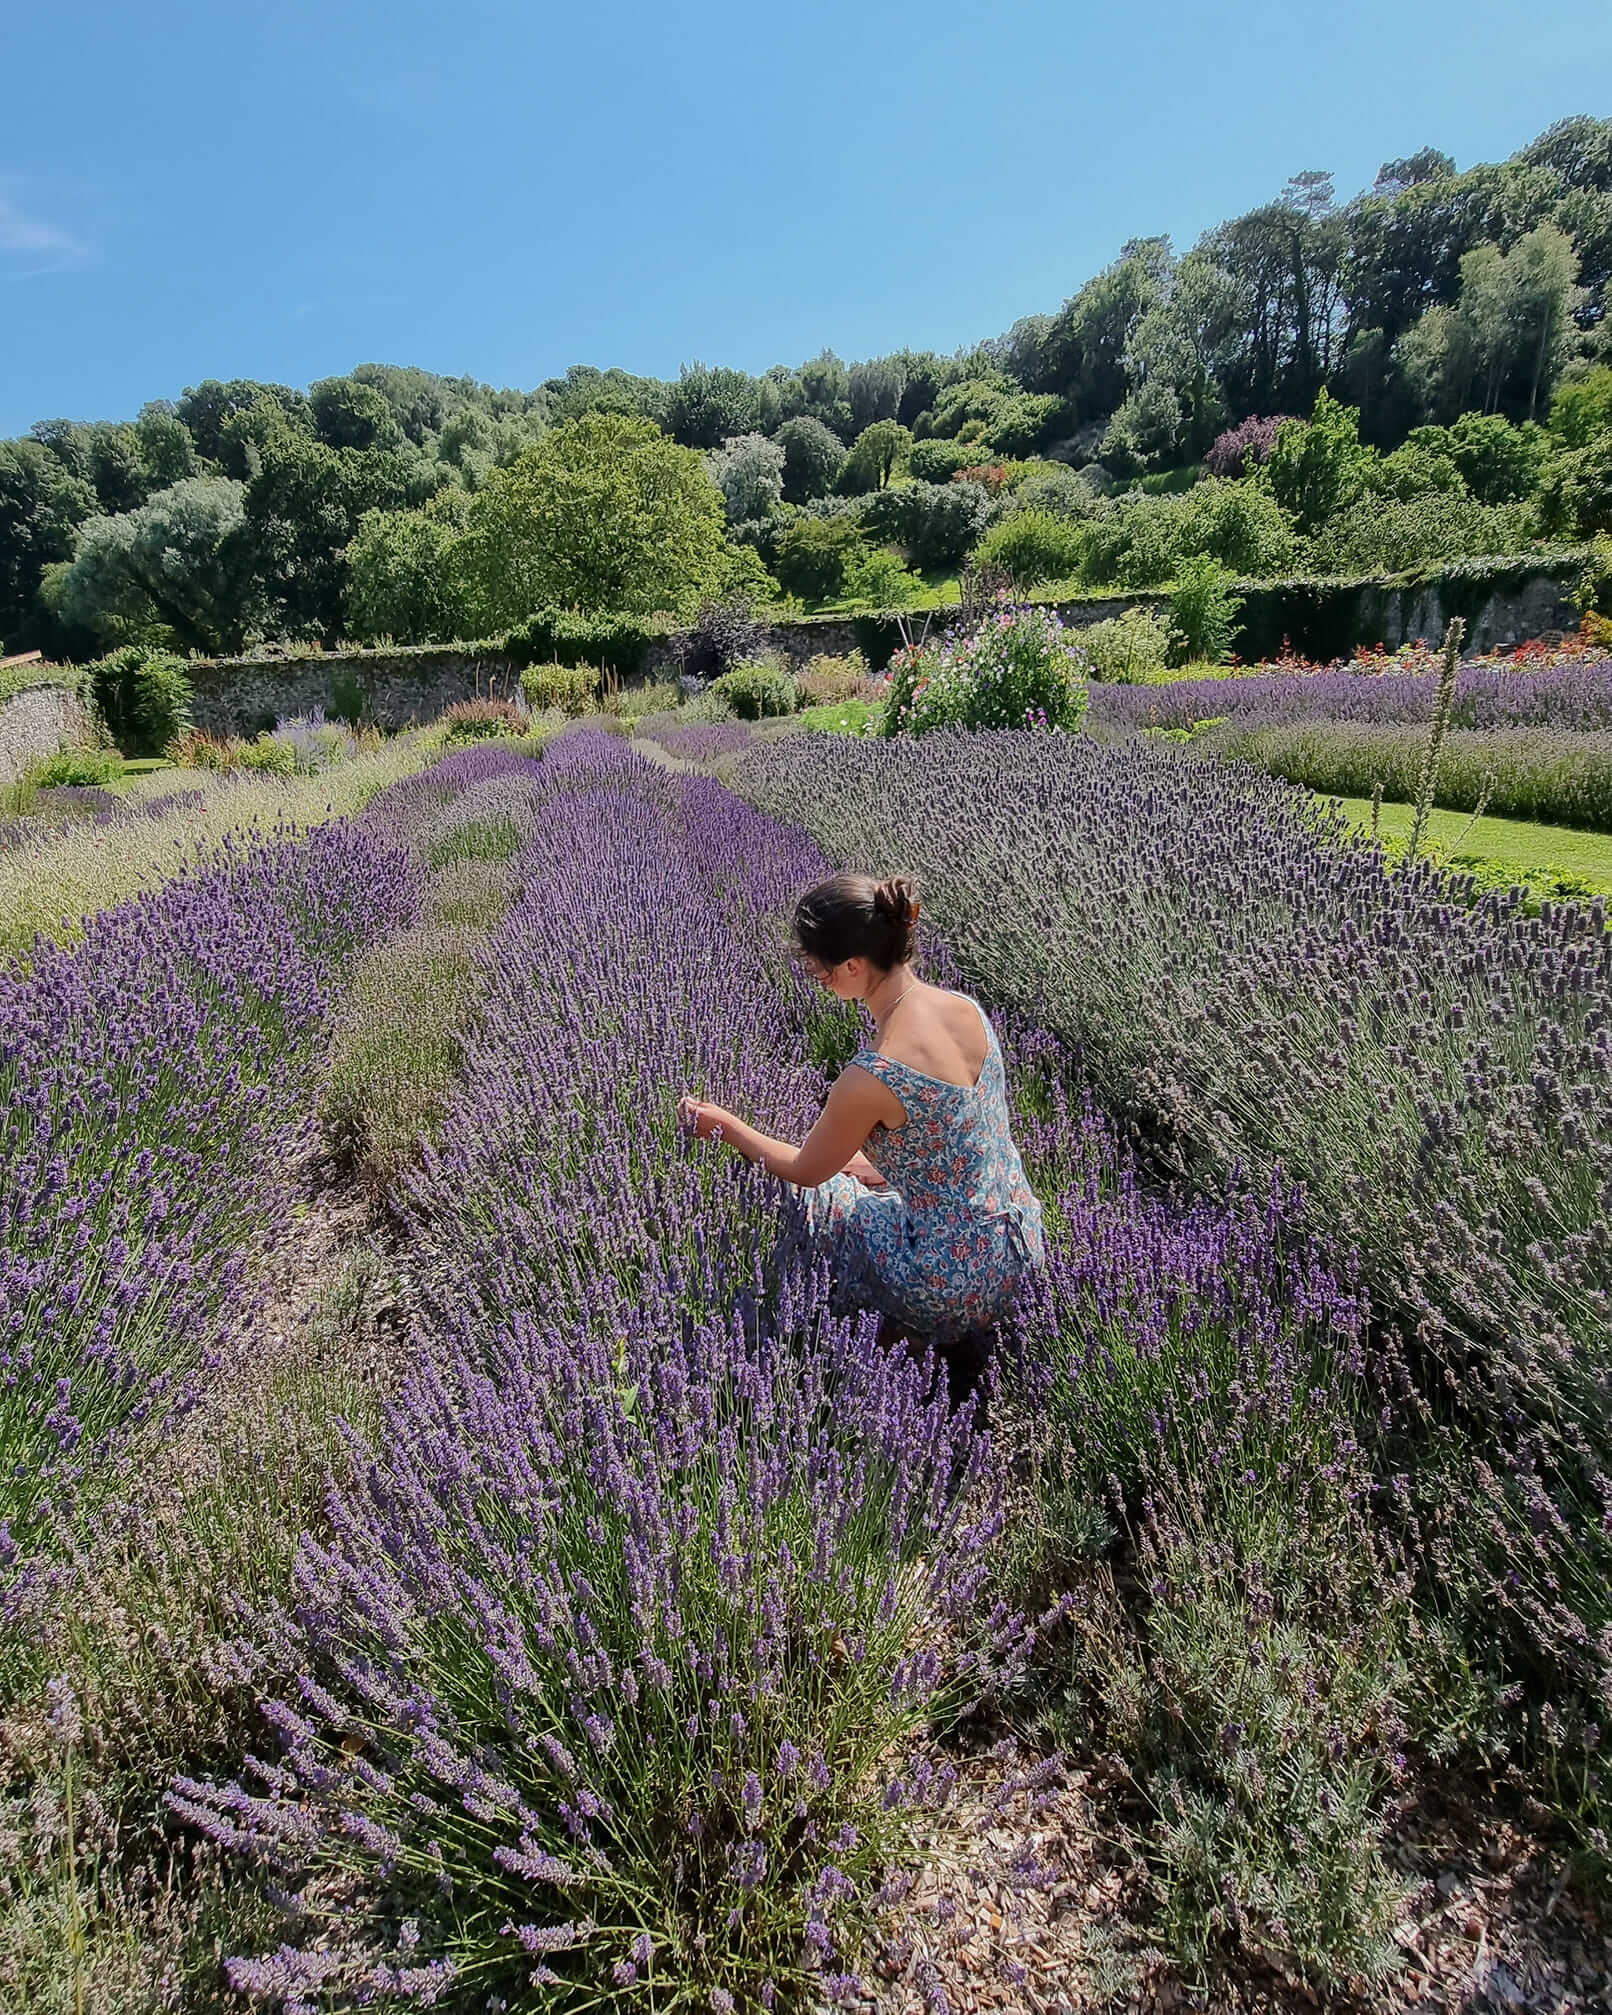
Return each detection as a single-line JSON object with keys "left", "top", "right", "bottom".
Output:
{"left": 848, "top": 358, "right": 907, "bottom": 432}
{"left": 774, "top": 417, "right": 845, "bottom": 503}
{"left": 48, "top": 476, "right": 258, "bottom": 653}
{"left": 344, "top": 491, "right": 472, "bottom": 644}
{"left": 136, "top": 403, "right": 199, "bottom": 487}
{"left": 840, "top": 421, "right": 912, "bottom": 492}
{"left": 771, "top": 516, "right": 868, "bottom": 601}
{"left": 706, "top": 433, "right": 785, "bottom": 526}
{"left": 1406, "top": 413, "right": 1549, "bottom": 502}
{"left": 1398, "top": 224, "right": 1583, "bottom": 422}
{"left": 1265, "top": 390, "right": 1375, "bottom": 534}
{"left": 0, "top": 438, "right": 97, "bottom": 648}
{"left": 311, "top": 377, "right": 405, "bottom": 452}
{"left": 176, "top": 378, "right": 313, "bottom": 472}
{"left": 1549, "top": 364, "right": 1612, "bottom": 449}
{"left": 665, "top": 363, "right": 762, "bottom": 450}
{"left": 452, "top": 414, "right": 731, "bottom": 626}
{"left": 237, "top": 415, "right": 434, "bottom": 639}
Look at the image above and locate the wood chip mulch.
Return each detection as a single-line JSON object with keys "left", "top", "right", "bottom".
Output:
{"left": 841, "top": 1741, "right": 1611, "bottom": 2015}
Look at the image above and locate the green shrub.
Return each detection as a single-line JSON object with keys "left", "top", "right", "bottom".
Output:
{"left": 439, "top": 697, "right": 528, "bottom": 742}
{"left": 1075, "top": 604, "right": 1172, "bottom": 681}
{"left": 89, "top": 645, "right": 193, "bottom": 758}
{"left": 503, "top": 607, "right": 655, "bottom": 679}
{"left": 1309, "top": 494, "right": 1536, "bottom": 574}
{"left": 840, "top": 545, "right": 924, "bottom": 608}
{"left": 29, "top": 746, "right": 121, "bottom": 787}
{"left": 771, "top": 516, "right": 868, "bottom": 600}
{"left": 711, "top": 654, "right": 798, "bottom": 719}
{"left": 882, "top": 604, "right": 1087, "bottom": 736}
{"left": 1168, "top": 557, "right": 1245, "bottom": 665}
{"left": 518, "top": 663, "right": 599, "bottom": 716}
{"left": 602, "top": 678, "right": 681, "bottom": 719}
{"left": 236, "top": 733, "right": 298, "bottom": 776}
{"left": 798, "top": 651, "right": 872, "bottom": 706}
{"left": 907, "top": 438, "right": 977, "bottom": 484}
{"left": 971, "top": 509, "right": 1088, "bottom": 587}
{"left": 1081, "top": 480, "right": 1296, "bottom": 589}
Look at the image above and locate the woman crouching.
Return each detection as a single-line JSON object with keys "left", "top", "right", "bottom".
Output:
{"left": 679, "top": 873, "right": 1045, "bottom": 1385}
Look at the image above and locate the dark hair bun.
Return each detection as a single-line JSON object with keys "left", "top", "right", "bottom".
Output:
{"left": 792, "top": 871, "right": 921, "bottom": 972}
{"left": 872, "top": 877, "right": 919, "bottom": 928}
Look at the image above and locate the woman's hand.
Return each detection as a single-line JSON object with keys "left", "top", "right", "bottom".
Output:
{"left": 679, "top": 1095, "right": 729, "bottom": 1142}
{"left": 844, "top": 1151, "right": 887, "bottom": 1188}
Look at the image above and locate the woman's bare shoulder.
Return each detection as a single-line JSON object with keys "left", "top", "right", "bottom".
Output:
{"left": 881, "top": 984, "right": 989, "bottom": 1085}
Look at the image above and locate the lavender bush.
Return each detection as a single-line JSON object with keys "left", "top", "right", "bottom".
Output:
{"left": 1089, "top": 655, "right": 1612, "bottom": 736}
{"left": 1199, "top": 718, "right": 1612, "bottom": 832}
{"left": 652, "top": 720, "right": 757, "bottom": 762}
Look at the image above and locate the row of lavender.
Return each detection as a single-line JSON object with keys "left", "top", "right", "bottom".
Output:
{"left": 1088, "top": 654, "right": 1612, "bottom": 735}
{"left": 171, "top": 736, "right": 1409, "bottom": 2001}
{"left": 736, "top": 729, "right": 1612, "bottom": 1851}
{"left": 0, "top": 822, "right": 420, "bottom": 1623}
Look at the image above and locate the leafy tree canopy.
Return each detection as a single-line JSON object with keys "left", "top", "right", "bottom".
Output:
{"left": 452, "top": 414, "right": 733, "bottom": 627}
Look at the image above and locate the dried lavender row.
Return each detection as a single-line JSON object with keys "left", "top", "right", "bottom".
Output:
{"left": 175, "top": 736, "right": 1011, "bottom": 2009}
{"left": 1197, "top": 718, "right": 1612, "bottom": 834}
{"left": 0, "top": 822, "right": 421, "bottom": 1594}
{"left": 735, "top": 729, "right": 1612, "bottom": 1701}
{"left": 1089, "top": 654, "right": 1612, "bottom": 735}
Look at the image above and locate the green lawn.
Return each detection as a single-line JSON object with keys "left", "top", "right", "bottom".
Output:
{"left": 794, "top": 700, "right": 877, "bottom": 735}
{"left": 1327, "top": 793, "right": 1612, "bottom": 893}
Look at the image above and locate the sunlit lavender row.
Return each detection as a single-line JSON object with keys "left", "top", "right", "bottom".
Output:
{"left": 0, "top": 822, "right": 419, "bottom": 1603}
{"left": 1088, "top": 652, "right": 1612, "bottom": 734}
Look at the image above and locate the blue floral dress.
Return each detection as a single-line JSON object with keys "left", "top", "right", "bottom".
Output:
{"left": 805, "top": 996, "right": 1045, "bottom": 1342}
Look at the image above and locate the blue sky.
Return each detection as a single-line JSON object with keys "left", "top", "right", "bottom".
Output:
{"left": 1, "top": 0, "right": 1608, "bottom": 437}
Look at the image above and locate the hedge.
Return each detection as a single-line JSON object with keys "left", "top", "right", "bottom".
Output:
{"left": 502, "top": 608, "right": 661, "bottom": 680}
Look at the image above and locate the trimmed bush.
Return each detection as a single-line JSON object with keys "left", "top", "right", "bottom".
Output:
{"left": 504, "top": 607, "right": 655, "bottom": 679}
{"left": 971, "top": 509, "right": 1088, "bottom": 588}
{"left": 711, "top": 654, "right": 798, "bottom": 719}
{"left": 519, "top": 664, "right": 599, "bottom": 716}
{"left": 1202, "top": 718, "right": 1612, "bottom": 833}
{"left": 89, "top": 645, "right": 193, "bottom": 758}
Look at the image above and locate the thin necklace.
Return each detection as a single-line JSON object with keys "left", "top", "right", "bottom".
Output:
{"left": 873, "top": 977, "right": 918, "bottom": 1036}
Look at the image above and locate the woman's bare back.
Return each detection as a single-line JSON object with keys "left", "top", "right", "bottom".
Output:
{"left": 876, "top": 983, "right": 989, "bottom": 1090}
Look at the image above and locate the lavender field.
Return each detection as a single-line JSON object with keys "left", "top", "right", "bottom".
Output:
{"left": 2, "top": 724, "right": 1608, "bottom": 2013}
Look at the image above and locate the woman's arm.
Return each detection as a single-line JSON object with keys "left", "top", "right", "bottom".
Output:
{"left": 680, "top": 1065, "right": 896, "bottom": 1188}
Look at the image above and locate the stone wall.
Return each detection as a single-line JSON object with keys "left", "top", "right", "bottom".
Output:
{"left": 641, "top": 595, "right": 1163, "bottom": 681}
{"left": 0, "top": 683, "right": 91, "bottom": 783}
{"left": 1367, "top": 571, "right": 1576, "bottom": 652}
{"left": 184, "top": 644, "right": 522, "bottom": 737}
{"left": 174, "top": 564, "right": 1584, "bottom": 737}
